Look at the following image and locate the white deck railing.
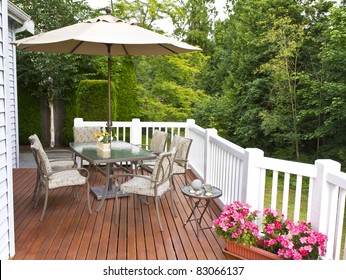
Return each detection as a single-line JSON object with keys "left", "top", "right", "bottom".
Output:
{"left": 74, "top": 118, "right": 346, "bottom": 260}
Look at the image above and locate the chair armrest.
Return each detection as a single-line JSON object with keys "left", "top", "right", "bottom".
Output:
{"left": 174, "top": 158, "right": 187, "bottom": 162}
{"left": 45, "top": 149, "right": 74, "bottom": 160}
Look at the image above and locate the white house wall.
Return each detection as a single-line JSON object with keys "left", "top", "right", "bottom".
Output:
{"left": 0, "top": 0, "right": 14, "bottom": 260}
{"left": 0, "top": 0, "right": 32, "bottom": 260}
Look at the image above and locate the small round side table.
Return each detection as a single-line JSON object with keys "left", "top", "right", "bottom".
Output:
{"left": 181, "top": 185, "right": 222, "bottom": 240}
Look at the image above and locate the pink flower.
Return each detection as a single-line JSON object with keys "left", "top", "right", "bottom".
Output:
{"left": 275, "top": 221, "right": 281, "bottom": 230}
{"left": 265, "top": 223, "right": 275, "bottom": 235}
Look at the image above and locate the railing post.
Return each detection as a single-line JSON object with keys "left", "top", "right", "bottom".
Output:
{"left": 186, "top": 119, "right": 196, "bottom": 138}
{"left": 204, "top": 128, "right": 217, "bottom": 183}
{"left": 241, "top": 148, "right": 264, "bottom": 209}
{"left": 130, "top": 118, "right": 142, "bottom": 145}
{"left": 74, "top": 117, "right": 84, "bottom": 127}
{"left": 311, "top": 159, "right": 341, "bottom": 234}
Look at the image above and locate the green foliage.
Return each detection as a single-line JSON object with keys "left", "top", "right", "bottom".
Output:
{"left": 197, "top": 0, "right": 346, "bottom": 166}
{"left": 18, "top": 87, "right": 41, "bottom": 144}
{"left": 135, "top": 52, "right": 209, "bottom": 121}
{"left": 112, "top": 0, "right": 177, "bottom": 32}
{"left": 76, "top": 80, "right": 117, "bottom": 121}
{"left": 61, "top": 90, "right": 78, "bottom": 146}
{"left": 173, "top": 0, "right": 216, "bottom": 55}
{"left": 114, "top": 57, "right": 140, "bottom": 120}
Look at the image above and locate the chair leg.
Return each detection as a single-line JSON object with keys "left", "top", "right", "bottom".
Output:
{"left": 171, "top": 174, "right": 176, "bottom": 190}
{"left": 40, "top": 187, "right": 49, "bottom": 221}
{"left": 73, "top": 186, "right": 80, "bottom": 201}
{"left": 170, "top": 189, "right": 177, "bottom": 217}
{"left": 32, "top": 170, "right": 40, "bottom": 201}
{"left": 155, "top": 197, "right": 163, "bottom": 231}
{"left": 115, "top": 185, "right": 120, "bottom": 225}
{"left": 86, "top": 182, "right": 92, "bottom": 214}
{"left": 34, "top": 182, "right": 42, "bottom": 209}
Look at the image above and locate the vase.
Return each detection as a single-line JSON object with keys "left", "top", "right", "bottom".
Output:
{"left": 97, "top": 141, "right": 111, "bottom": 151}
{"left": 223, "top": 240, "right": 282, "bottom": 260}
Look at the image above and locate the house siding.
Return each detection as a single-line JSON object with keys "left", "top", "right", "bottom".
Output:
{"left": 0, "top": 0, "right": 14, "bottom": 260}
{"left": 0, "top": 0, "right": 31, "bottom": 260}
{"left": 7, "top": 21, "right": 17, "bottom": 168}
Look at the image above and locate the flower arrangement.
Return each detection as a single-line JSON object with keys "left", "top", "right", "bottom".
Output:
{"left": 262, "top": 208, "right": 328, "bottom": 260}
{"left": 212, "top": 201, "right": 260, "bottom": 246}
{"left": 94, "top": 128, "right": 113, "bottom": 143}
{"left": 213, "top": 201, "right": 328, "bottom": 260}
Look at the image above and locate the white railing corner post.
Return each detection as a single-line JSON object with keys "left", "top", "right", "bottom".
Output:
{"left": 241, "top": 148, "right": 264, "bottom": 209}
{"left": 74, "top": 117, "right": 84, "bottom": 127}
{"left": 311, "top": 159, "right": 341, "bottom": 235}
{"left": 130, "top": 118, "right": 142, "bottom": 145}
{"left": 204, "top": 128, "right": 217, "bottom": 183}
{"left": 186, "top": 119, "right": 196, "bottom": 138}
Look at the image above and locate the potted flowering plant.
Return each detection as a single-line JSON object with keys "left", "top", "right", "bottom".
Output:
{"left": 94, "top": 129, "right": 112, "bottom": 143}
{"left": 213, "top": 201, "right": 260, "bottom": 246}
{"left": 262, "top": 208, "right": 328, "bottom": 260}
{"left": 94, "top": 129, "right": 113, "bottom": 152}
{"left": 213, "top": 202, "right": 328, "bottom": 260}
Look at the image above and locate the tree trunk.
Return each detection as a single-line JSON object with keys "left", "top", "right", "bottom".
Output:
{"left": 49, "top": 100, "right": 55, "bottom": 147}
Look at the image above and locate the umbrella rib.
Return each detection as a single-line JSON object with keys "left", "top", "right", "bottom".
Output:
{"left": 70, "top": 41, "right": 84, "bottom": 54}
{"left": 121, "top": 44, "right": 129, "bottom": 55}
{"left": 158, "top": 44, "right": 179, "bottom": 54}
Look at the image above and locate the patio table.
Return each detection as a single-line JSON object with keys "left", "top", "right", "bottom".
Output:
{"left": 69, "top": 141, "right": 156, "bottom": 212}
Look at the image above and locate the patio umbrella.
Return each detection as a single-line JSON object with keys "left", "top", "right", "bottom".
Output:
{"left": 12, "top": 9, "right": 201, "bottom": 132}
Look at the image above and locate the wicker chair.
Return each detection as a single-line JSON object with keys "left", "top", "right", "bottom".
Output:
{"left": 31, "top": 141, "right": 92, "bottom": 221}
{"left": 140, "top": 134, "right": 192, "bottom": 188}
{"left": 170, "top": 134, "right": 193, "bottom": 188}
{"left": 29, "top": 134, "right": 76, "bottom": 201}
{"left": 137, "top": 129, "right": 168, "bottom": 172}
{"left": 115, "top": 149, "right": 176, "bottom": 231}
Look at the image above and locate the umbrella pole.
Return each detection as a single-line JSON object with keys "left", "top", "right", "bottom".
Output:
{"left": 107, "top": 44, "right": 112, "bottom": 134}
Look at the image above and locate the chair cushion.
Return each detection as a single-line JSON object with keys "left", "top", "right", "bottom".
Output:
{"left": 150, "top": 130, "right": 168, "bottom": 152}
{"left": 32, "top": 142, "right": 53, "bottom": 174}
{"left": 51, "top": 160, "right": 75, "bottom": 170}
{"left": 172, "top": 162, "right": 185, "bottom": 174}
{"left": 48, "top": 170, "right": 87, "bottom": 189}
{"left": 73, "top": 126, "right": 97, "bottom": 142}
{"left": 119, "top": 176, "right": 170, "bottom": 197}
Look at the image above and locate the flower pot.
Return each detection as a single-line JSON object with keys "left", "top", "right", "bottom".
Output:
{"left": 97, "top": 142, "right": 111, "bottom": 151}
{"left": 97, "top": 148, "right": 111, "bottom": 158}
{"left": 223, "top": 240, "right": 282, "bottom": 260}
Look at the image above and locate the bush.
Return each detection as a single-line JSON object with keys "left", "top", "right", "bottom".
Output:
{"left": 76, "top": 80, "right": 117, "bottom": 121}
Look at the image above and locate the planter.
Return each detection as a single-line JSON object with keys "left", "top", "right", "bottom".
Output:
{"left": 223, "top": 240, "right": 282, "bottom": 260}
{"left": 97, "top": 142, "right": 111, "bottom": 151}
{"left": 97, "top": 148, "right": 111, "bottom": 158}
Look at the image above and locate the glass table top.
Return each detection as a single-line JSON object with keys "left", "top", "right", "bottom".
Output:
{"left": 69, "top": 141, "right": 156, "bottom": 164}
{"left": 181, "top": 184, "right": 222, "bottom": 199}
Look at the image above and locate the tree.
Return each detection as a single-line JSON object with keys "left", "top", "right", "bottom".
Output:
{"left": 259, "top": 16, "right": 304, "bottom": 161}
{"left": 173, "top": 0, "right": 216, "bottom": 55}
{"left": 112, "top": 0, "right": 177, "bottom": 32}
{"left": 13, "top": 0, "right": 93, "bottom": 146}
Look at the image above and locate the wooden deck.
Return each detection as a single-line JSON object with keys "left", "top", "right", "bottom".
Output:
{"left": 12, "top": 167, "right": 226, "bottom": 260}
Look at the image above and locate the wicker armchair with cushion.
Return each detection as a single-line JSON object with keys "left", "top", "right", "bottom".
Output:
{"left": 140, "top": 134, "right": 192, "bottom": 189}
{"left": 29, "top": 134, "right": 76, "bottom": 201}
{"left": 170, "top": 134, "right": 193, "bottom": 188}
{"left": 114, "top": 149, "right": 176, "bottom": 231}
{"left": 31, "top": 142, "right": 92, "bottom": 221}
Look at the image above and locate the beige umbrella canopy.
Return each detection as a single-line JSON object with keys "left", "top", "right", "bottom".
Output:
{"left": 12, "top": 10, "right": 201, "bottom": 131}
